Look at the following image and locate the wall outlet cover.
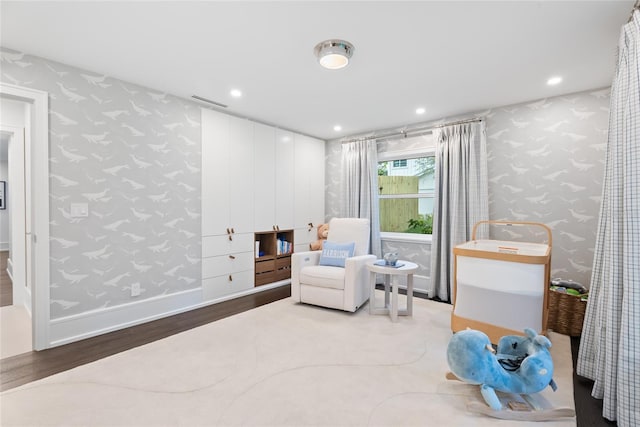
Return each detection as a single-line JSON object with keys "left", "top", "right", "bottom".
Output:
{"left": 130, "top": 282, "right": 141, "bottom": 297}
{"left": 70, "top": 203, "right": 89, "bottom": 218}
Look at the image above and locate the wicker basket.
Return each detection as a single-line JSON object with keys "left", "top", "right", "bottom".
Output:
{"left": 547, "top": 289, "right": 587, "bottom": 336}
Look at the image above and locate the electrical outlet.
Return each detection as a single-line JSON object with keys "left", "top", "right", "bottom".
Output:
{"left": 131, "top": 282, "right": 141, "bottom": 297}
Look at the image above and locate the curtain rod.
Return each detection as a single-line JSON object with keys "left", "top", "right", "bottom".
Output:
{"left": 341, "top": 117, "right": 483, "bottom": 144}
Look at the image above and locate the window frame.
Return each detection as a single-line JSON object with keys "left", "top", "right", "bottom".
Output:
{"left": 377, "top": 147, "right": 436, "bottom": 243}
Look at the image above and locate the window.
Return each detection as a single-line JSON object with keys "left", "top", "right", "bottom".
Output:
{"left": 378, "top": 155, "right": 435, "bottom": 235}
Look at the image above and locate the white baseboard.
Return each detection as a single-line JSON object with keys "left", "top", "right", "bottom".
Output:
{"left": 48, "top": 280, "right": 291, "bottom": 348}
{"left": 413, "top": 275, "right": 429, "bottom": 294}
{"left": 0, "top": 242, "right": 8, "bottom": 251}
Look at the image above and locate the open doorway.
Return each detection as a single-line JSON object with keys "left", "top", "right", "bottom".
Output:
{"left": 0, "top": 83, "right": 50, "bottom": 351}
{"left": 1, "top": 102, "right": 33, "bottom": 358}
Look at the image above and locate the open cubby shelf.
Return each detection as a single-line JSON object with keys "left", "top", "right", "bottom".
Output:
{"left": 255, "top": 229, "right": 294, "bottom": 286}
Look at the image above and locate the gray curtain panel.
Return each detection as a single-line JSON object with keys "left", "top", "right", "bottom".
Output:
{"left": 341, "top": 139, "right": 382, "bottom": 258}
{"left": 429, "top": 122, "right": 489, "bottom": 302}
{"left": 577, "top": 10, "right": 640, "bottom": 426}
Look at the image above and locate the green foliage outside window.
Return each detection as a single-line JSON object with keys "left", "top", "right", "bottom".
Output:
{"left": 405, "top": 215, "right": 433, "bottom": 234}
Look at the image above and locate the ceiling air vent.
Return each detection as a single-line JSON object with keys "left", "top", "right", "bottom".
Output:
{"left": 191, "top": 95, "right": 227, "bottom": 108}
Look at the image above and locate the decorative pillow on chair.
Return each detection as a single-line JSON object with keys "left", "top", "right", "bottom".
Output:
{"left": 318, "top": 241, "right": 356, "bottom": 268}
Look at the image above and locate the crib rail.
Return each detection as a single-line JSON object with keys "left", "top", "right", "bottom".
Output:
{"left": 472, "top": 220, "right": 552, "bottom": 247}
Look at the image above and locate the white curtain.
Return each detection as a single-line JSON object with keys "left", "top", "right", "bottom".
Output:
{"left": 341, "top": 139, "right": 382, "bottom": 258}
{"left": 429, "top": 122, "right": 489, "bottom": 302}
{"left": 577, "top": 10, "right": 640, "bottom": 426}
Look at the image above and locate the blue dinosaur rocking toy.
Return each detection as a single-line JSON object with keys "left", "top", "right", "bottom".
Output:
{"left": 446, "top": 328, "right": 575, "bottom": 421}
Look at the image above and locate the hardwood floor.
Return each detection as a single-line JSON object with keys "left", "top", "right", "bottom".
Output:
{"left": 0, "top": 285, "right": 613, "bottom": 426}
{"left": 0, "top": 251, "right": 12, "bottom": 307}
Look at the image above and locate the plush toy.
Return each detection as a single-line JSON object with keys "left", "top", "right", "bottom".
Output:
{"left": 309, "top": 223, "right": 329, "bottom": 251}
{"left": 447, "top": 328, "right": 556, "bottom": 411}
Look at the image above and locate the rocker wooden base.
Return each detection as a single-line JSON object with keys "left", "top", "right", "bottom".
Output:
{"left": 446, "top": 372, "right": 575, "bottom": 422}
{"left": 467, "top": 400, "right": 576, "bottom": 422}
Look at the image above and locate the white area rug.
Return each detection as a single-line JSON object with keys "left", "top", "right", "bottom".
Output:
{"left": 0, "top": 305, "right": 32, "bottom": 359}
{"left": 0, "top": 294, "right": 575, "bottom": 426}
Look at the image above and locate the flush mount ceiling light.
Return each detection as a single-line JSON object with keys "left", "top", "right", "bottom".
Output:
{"left": 314, "top": 39, "right": 354, "bottom": 70}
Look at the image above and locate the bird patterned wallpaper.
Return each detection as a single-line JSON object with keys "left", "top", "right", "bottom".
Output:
{"left": 326, "top": 88, "right": 610, "bottom": 292}
{"left": 0, "top": 48, "right": 201, "bottom": 318}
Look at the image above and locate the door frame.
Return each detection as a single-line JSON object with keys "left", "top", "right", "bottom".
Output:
{"left": 0, "top": 83, "right": 50, "bottom": 350}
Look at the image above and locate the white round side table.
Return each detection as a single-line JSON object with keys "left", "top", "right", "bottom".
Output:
{"left": 367, "top": 260, "right": 418, "bottom": 322}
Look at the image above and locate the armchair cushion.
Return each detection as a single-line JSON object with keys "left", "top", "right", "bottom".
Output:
{"left": 318, "top": 241, "right": 356, "bottom": 268}
{"left": 299, "top": 265, "right": 345, "bottom": 290}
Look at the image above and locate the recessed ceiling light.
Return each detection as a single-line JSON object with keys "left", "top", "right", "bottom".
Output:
{"left": 416, "top": 107, "right": 426, "bottom": 115}
{"left": 333, "top": 125, "right": 342, "bottom": 132}
{"left": 230, "top": 89, "right": 242, "bottom": 98}
{"left": 547, "top": 76, "right": 562, "bottom": 86}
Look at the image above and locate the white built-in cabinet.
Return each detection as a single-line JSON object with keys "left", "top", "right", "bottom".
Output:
{"left": 201, "top": 108, "right": 325, "bottom": 300}
{"left": 253, "top": 125, "right": 295, "bottom": 231}
{"left": 201, "top": 109, "right": 255, "bottom": 301}
{"left": 294, "top": 134, "right": 325, "bottom": 253}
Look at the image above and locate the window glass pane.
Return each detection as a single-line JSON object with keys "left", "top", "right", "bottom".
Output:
{"left": 378, "top": 155, "right": 435, "bottom": 234}
{"left": 378, "top": 157, "right": 435, "bottom": 195}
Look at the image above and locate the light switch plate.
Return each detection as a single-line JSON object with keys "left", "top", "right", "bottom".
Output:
{"left": 70, "top": 203, "right": 89, "bottom": 218}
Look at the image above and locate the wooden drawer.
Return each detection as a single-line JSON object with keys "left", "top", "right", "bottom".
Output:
{"left": 255, "top": 271, "right": 276, "bottom": 286}
{"left": 255, "top": 259, "right": 275, "bottom": 274}
{"left": 275, "top": 268, "right": 291, "bottom": 281}
{"left": 202, "top": 270, "right": 254, "bottom": 301}
{"left": 276, "top": 256, "right": 291, "bottom": 270}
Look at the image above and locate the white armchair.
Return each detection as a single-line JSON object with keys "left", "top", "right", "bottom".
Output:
{"left": 291, "top": 218, "right": 376, "bottom": 312}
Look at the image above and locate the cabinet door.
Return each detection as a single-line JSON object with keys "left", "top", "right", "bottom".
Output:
{"left": 294, "top": 134, "right": 325, "bottom": 229}
{"left": 275, "top": 129, "right": 295, "bottom": 230}
{"left": 253, "top": 123, "right": 276, "bottom": 231}
{"left": 294, "top": 134, "right": 313, "bottom": 229}
{"left": 294, "top": 227, "right": 316, "bottom": 253}
{"left": 228, "top": 116, "right": 255, "bottom": 234}
{"left": 308, "top": 136, "right": 326, "bottom": 227}
{"left": 203, "top": 233, "right": 254, "bottom": 258}
{"left": 202, "top": 252, "right": 254, "bottom": 279}
{"left": 202, "top": 109, "right": 230, "bottom": 236}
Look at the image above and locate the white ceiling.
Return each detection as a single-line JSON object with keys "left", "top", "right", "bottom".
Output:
{"left": 0, "top": 1, "right": 634, "bottom": 140}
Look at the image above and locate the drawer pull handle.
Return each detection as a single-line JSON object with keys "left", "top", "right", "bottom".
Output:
{"left": 228, "top": 235, "right": 233, "bottom": 241}
{"left": 229, "top": 275, "right": 233, "bottom": 282}
{"left": 226, "top": 228, "right": 230, "bottom": 235}
{"left": 229, "top": 255, "right": 236, "bottom": 260}
{"left": 308, "top": 222, "right": 313, "bottom": 231}
{"left": 231, "top": 228, "right": 235, "bottom": 234}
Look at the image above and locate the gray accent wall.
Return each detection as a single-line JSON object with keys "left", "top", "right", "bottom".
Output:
{"left": 486, "top": 89, "right": 609, "bottom": 286}
{"left": 1, "top": 47, "right": 201, "bottom": 318}
{"left": 326, "top": 88, "right": 610, "bottom": 290}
